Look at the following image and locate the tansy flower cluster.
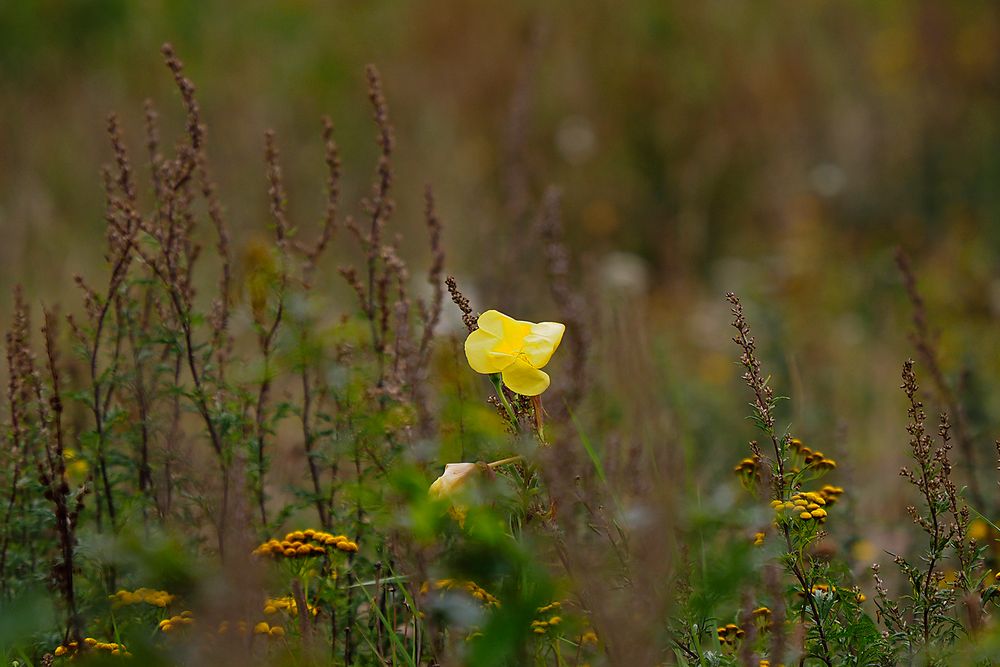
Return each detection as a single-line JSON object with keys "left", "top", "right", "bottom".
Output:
{"left": 800, "top": 583, "right": 866, "bottom": 603}
{"left": 531, "top": 615, "right": 562, "bottom": 635}
{"left": 425, "top": 579, "right": 500, "bottom": 608}
{"left": 733, "top": 456, "right": 759, "bottom": 475}
{"left": 752, "top": 606, "right": 772, "bottom": 630}
{"left": 818, "top": 484, "right": 844, "bottom": 505}
{"left": 62, "top": 448, "right": 89, "bottom": 483}
{"left": 217, "top": 620, "right": 255, "bottom": 636}
{"left": 252, "top": 529, "right": 359, "bottom": 558}
{"left": 264, "top": 596, "right": 319, "bottom": 617}
{"left": 109, "top": 587, "right": 175, "bottom": 608}
{"left": 717, "top": 623, "right": 745, "bottom": 645}
{"left": 158, "top": 610, "right": 195, "bottom": 632}
{"left": 788, "top": 438, "right": 837, "bottom": 473}
{"left": 531, "top": 601, "right": 563, "bottom": 635}
{"left": 771, "top": 491, "right": 829, "bottom": 522}
{"left": 733, "top": 456, "right": 761, "bottom": 489}
{"left": 252, "top": 621, "right": 286, "bottom": 639}
{"left": 54, "top": 639, "right": 130, "bottom": 658}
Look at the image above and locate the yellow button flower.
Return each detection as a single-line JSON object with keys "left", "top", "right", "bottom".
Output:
{"left": 969, "top": 519, "right": 990, "bottom": 542}
{"left": 63, "top": 448, "right": 89, "bottom": 485}
{"left": 464, "top": 310, "right": 565, "bottom": 396}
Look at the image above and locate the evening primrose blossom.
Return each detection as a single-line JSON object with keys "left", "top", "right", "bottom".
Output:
{"left": 464, "top": 310, "right": 565, "bottom": 396}
{"left": 429, "top": 457, "right": 522, "bottom": 526}
{"left": 429, "top": 463, "right": 479, "bottom": 499}
{"left": 428, "top": 457, "right": 522, "bottom": 500}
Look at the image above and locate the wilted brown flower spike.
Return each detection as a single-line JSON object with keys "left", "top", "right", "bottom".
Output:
{"left": 896, "top": 247, "right": 984, "bottom": 510}
{"left": 446, "top": 275, "right": 477, "bottom": 332}
{"left": 300, "top": 116, "right": 341, "bottom": 284}
{"left": 727, "top": 292, "right": 784, "bottom": 493}
{"left": 538, "top": 186, "right": 588, "bottom": 406}
{"left": 419, "top": 185, "right": 445, "bottom": 364}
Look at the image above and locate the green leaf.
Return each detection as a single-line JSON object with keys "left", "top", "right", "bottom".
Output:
{"left": 568, "top": 408, "right": 606, "bottom": 485}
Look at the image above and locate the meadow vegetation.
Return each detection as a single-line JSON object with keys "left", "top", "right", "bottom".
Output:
{"left": 2, "top": 10, "right": 1000, "bottom": 666}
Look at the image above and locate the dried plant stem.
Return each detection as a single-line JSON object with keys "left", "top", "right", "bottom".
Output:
{"left": 292, "top": 577, "right": 314, "bottom": 644}
{"left": 538, "top": 187, "right": 588, "bottom": 408}
{"left": 446, "top": 275, "right": 478, "bottom": 333}
{"left": 251, "top": 130, "right": 294, "bottom": 527}
{"left": 727, "top": 293, "right": 786, "bottom": 492}
{"left": 895, "top": 249, "right": 984, "bottom": 510}
{"left": 122, "top": 289, "right": 159, "bottom": 520}
{"left": 364, "top": 65, "right": 395, "bottom": 390}
{"left": 42, "top": 310, "right": 86, "bottom": 643}
{"left": 300, "top": 364, "right": 329, "bottom": 529}
{"left": 784, "top": 548, "right": 832, "bottom": 666}
{"left": 0, "top": 469, "right": 19, "bottom": 597}
{"left": 0, "top": 313, "right": 28, "bottom": 596}
{"left": 898, "top": 359, "right": 964, "bottom": 644}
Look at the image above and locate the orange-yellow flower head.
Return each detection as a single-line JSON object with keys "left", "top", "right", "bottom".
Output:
{"left": 464, "top": 310, "right": 565, "bottom": 396}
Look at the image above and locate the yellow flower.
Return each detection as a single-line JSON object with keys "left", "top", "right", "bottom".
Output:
{"left": 63, "top": 449, "right": 89, "bottom": 484}
{"left": 335, "top": 540, "right": 359, "bottom": 553}
{"left": 432, "top": 578, "right": 501, "bottom": 608}
{"left": 243, "top": 237, "right": 279, "bottom": 326}
{"left": 464, "top": 310, "right": 565, "bottom": 396}
{"left": 429, "top": 463, "right": 479, "bottom": 499}
{"left": 110, "top": 587, "right": 175, "bottom": 608}
{"left": 969, "top": 519, "right": 990, "bottom": 542}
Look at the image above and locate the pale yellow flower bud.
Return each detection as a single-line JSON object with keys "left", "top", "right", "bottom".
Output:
{"left": 429, "top": 463, "right": 479, "bottom": 499}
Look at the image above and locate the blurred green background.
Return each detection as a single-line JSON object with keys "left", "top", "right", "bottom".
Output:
{"left": 2, "top": 0, "right": 1000, "bottom": 557}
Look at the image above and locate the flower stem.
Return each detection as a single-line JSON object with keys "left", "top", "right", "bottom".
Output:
{"left": 531, "top": 395, "right": 546, "bottom": 444}
{"left": 487, "top": 455, "right": 523, "bottom": 469}
{"left": 490, "top": 374, "right": 518, "bottom": 431}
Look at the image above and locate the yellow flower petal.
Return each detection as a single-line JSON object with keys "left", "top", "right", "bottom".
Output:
{"left": 464, "top": 328, "right": 514, "bottom": 374}
{"left": 429, "top": 462, "right": 479, "bottom": 498}
{"left": 521, "top": 322, "right": 565, "bottom": 368}
{"left": 501, "top": 358, "right": 550, "bottom": 396}
{"left": 477, "top": 310, "right": 532, "bottom": 353}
